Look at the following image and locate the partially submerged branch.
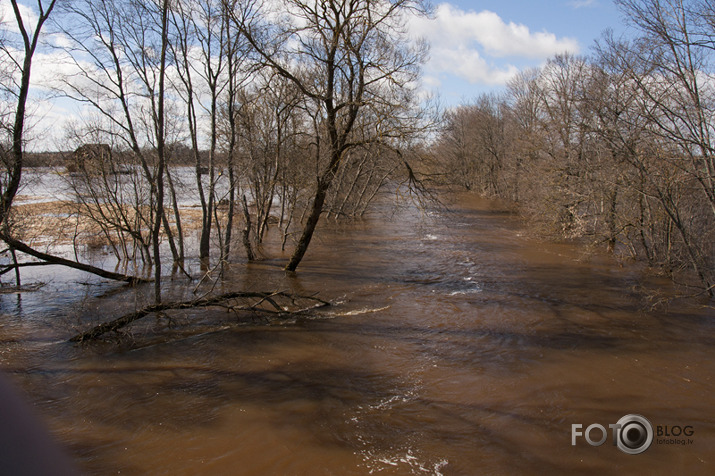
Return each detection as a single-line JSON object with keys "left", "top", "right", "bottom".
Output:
{"left": 0, "top": 261, "right": 58, "bottom": 277}
{"left": 0, "top": 282, "right": 45, "bottom": 294}
{"left": 0, "top": 234, "right": 149, "bottom": 285}
{"left": 70, "top": 291, "right": 330, "bottom": 342}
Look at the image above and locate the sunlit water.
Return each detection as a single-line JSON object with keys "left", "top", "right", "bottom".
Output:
{"left": 14, "top": 166, "right": 232, "bottom": 206}
{"left": 1, "top": 193, "right": 714, "bottom": 475}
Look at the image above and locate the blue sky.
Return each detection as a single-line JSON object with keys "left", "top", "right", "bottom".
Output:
{"left": 414, "top": 0, "right": 627, "bottom": 104}
{"left": 3, "top": 0, "right": 629, "bottom": 149}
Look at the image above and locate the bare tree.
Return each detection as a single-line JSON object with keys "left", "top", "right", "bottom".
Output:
{"left": 0, "top": 1, "right": 162, "bottom": 287}
{"left": 0, "top": 0, "right": 58, "bottom": 229}
{"left": 62, "top": 130, "right": 154, "bottom": 265}
{"left": 168, "top": 0, "right": 232, "bottom": 263}
{"left": 239, "top": 0, "right": 429, "bottom": 272}
{"left": 56, "top": 0, "right": 174, "bottom": 301}
{"left": 432, "top": 104, "right": 481, "bottom": 191}
{"left": 612, "top": 0, "right": 715, "bottom": 294}
{"left": 617, "top": 0, "right": 715, "bottom": 218}
{"left": 218, "top": 0, "right": 254, "bottom": 262}
{"left": 507, "top": 68, "right": 544, "bottom": 203}
{"left": 434, "top": 95, "right": 516, "bottom": 198}
{"left": 229, "top": 74, "right": 303, "bottom": 255}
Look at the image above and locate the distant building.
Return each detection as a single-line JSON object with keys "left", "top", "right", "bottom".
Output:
{"left": 68, "top": 143, "right": 112, "bottom": 173}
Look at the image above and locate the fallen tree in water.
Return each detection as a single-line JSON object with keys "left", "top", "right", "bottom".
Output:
{"left": 70, "top": 291, "right": 330, "bottom": 342}
{"left": 0, "top": 233, "right": 150, "bottom": 285}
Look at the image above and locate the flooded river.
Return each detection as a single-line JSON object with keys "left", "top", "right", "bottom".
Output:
{"left": 1, "top": 193, "right": 714, "bottom": 475}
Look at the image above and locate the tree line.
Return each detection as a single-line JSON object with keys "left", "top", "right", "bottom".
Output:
{"left": 431, "top": 0, "right": 715, "bottom": 297}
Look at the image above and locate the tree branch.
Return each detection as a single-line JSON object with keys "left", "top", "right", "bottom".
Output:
{"left": 0, "top": 234, "right": 149, "bottom": 285}
{"left": 70, "top": 291, "right": 330, "bottom": 342}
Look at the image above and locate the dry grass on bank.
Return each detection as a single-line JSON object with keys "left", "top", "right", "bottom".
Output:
{"left": 8, "top": 200, "right": 213, "bottom": 250}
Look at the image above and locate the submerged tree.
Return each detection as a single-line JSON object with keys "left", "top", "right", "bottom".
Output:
{"left": 613, "top": 0, "right": 715, "bottom": 294}
{"left": 239, "top": 0, "right": 430, "bottom": 271}
{"left": 56, "top": 0, "right": 175, "bottom": 301}
{"left": 432, "top": 0, "right": 715, "bottom": 297}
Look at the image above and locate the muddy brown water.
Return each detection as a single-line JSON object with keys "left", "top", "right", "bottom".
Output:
{"left": 1, "top": 194, "right": 714, "bottom": 475}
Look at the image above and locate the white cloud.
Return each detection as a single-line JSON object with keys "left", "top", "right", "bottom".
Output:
{"left": 429, "top": 45, "right": 520, "bottom": 86}
{"left": 0, "top": 1, "right": 40, "bottom": 35}
{"left": 569, "top": 0, "right": 599, "bottom": 8}
{"left": 32, "top": 50, "right": 83, "bottom": 90}
{"left": 421, "top": 75, "right": 442, "bottom": 89}
{"left": 409, "top": 3, "right": 580, "bottom": 86}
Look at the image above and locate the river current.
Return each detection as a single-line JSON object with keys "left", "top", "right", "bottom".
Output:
{"left": 1, "top": 191, "right": 713, "bottom": 475}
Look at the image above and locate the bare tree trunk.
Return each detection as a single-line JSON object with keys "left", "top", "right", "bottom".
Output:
{"left": 285, "top": 178, "right": 330, "bottom": 272}
{"left": 152, "top": 0, "right": 170, "bottom": 304}
{"left": 10, "top": 246, "right": 20, "bottom": 287}
{"left": 1, "top": 1, "right": 58, "bottom": 229}
{"left": 165, "top": 166, "right": 185, "bottom": 262}
{"left": 606, "top": 188, "right": 618, "bottom": 253}
{"left": 224, "top": 167, "right": 237, "bottom": 260}
{"left": 241, "top": 194, "right": 255, "bottom": 261}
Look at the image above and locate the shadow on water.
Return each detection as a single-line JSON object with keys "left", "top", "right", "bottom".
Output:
{"left": 5, "top": 333, "right": 619, "bottom": 474}
{"left": 1, "top": 193, "right": 714, "bottom": 475}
